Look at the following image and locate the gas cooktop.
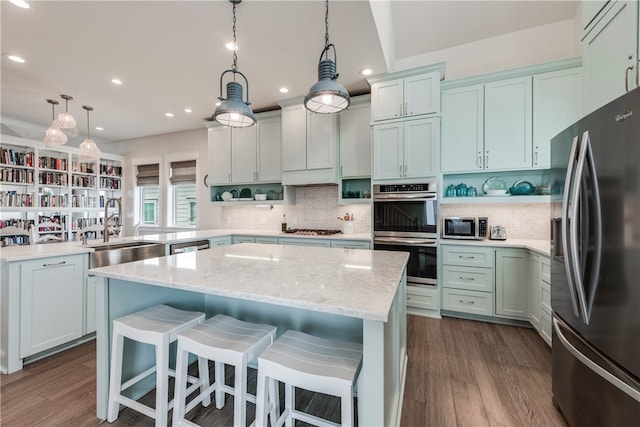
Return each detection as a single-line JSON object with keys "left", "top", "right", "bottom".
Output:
{"left": 285, "top": 229, "right": 341, "bottom": 236}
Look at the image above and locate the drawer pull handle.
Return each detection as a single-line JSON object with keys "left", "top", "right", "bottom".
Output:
{"left": 459, "top": 255, "right": 475, "bottom": 259}
{"left": 459, "top": 276, "right": 475, "bottom": 281}
{"left": 459, "top": 299, "right": 475, "bottom": 304}
{"left": 43, "top": 261, "right": 67, "bottom": 267}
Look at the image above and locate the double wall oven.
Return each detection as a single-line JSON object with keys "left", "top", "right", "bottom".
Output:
{"left": 373, "top": 182, "right": 438, "bottom": 287}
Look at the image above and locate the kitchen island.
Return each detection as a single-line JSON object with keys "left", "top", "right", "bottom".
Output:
{"left": 90, "top": 243, "right": 409, "bottom": 426}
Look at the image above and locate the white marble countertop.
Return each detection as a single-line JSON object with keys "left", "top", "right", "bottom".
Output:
{"left": 439, "top": 238, "right": 550, "bottom": 256}
{"left": 0, "top": 229, "right": 372, "bottom": 262}
{"left": 90, "top": 243, "right": 408, "bottom": 322}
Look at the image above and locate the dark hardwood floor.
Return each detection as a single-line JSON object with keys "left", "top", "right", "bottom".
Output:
{"left": 0, "top": 315, "right": 568, "bottom": 426}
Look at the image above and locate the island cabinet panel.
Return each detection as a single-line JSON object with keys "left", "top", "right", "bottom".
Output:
{"left": 495, "top": 249, "right": 529, "bottom": 320}
{"left": 19, "top": 254, "right": 85, "bottom": 358}
{"left": 484, "top": 76, "right": 532, "bottom": 171}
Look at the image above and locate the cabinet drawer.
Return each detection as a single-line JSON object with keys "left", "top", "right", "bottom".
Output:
{"left": 406, "top": 285, "right": 439, "bottom": 311}
{"left": 330, "top": 239, "right": 371, "bottom": 249}
{"left": 540, "top": 257, "right": 551, "bottom": 284}
{"left": 254, "top": 237, "right": 279, "bottom": 244}
{"left": 278, "top": 238, "right": 331, "bottom": 248}
{"left": 442, "top": 245, "right": 494, "bottom": 268}
{"left": 540, "top": 311, "right": 552, "bottom": 347}
{"left": 541, "top": 281, "right": 551, "bottom": 314}
{"left": 442, "top": 265, "right": 493, "bottom": 292}
{"left": 442, "top": 288, "right": 493, "bottom": 316}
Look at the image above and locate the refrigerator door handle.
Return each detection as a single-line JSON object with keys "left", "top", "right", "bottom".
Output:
{"left": 562, "top": 135, "right": 581, "bottom": 318}
{"left": 553, "top": 317, "right": 640, "bottom": 403}
{"left": 583, "top": 130, "right": 603, "bottom": 321}
{"left": 570, "top": 131, "right": 597, "bottom": 325}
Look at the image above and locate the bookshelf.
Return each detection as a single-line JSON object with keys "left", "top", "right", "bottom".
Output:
{"left": 0, "top": 135, "right": 125, "bottom": 243}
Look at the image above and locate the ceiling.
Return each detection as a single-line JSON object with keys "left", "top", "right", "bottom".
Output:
{"left": 1, "top": 0, "right": 579, "bottom": 145}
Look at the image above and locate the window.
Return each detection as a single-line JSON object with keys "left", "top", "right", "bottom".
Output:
{"left": 136, "top": 163, "right": 160, "bottom": 227}
{"left": 170, "top": 160, "right": 196, "bottom": 227}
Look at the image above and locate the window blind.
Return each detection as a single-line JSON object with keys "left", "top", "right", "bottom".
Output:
{"left": 136, "top": 163, "right": 159, "bottom": 186}
{"left": 170, "top": 160, "right": 196, "bottom": 184}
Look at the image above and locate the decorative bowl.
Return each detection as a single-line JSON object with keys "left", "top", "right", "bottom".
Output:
{"left": 255, "top": 194, "right": 267, "bottom": 201}
{"left": 221, "top": 191, "right": 232, "bottom": 201}
{"left": 509, "top": 180, "right": 536, "bottom": 195}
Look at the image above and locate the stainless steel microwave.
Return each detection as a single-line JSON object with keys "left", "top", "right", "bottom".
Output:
{"left": 442, "top": 217, "right": 488, "bottom": 240}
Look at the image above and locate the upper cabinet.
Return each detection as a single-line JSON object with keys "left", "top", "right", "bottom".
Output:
{"left": 370, "top": 72, "right": 441, "bottom": 121}
{"left": 582, "top": 0, "right": 640, "bottom": 113}
{"left": 372, "top": 117, "right": 439, "bottom": 180}
{"left": 532, "top": 68, "right": 583, "bottom": 168}
{"left": 278, "top": 97, "right": 339, "bottom": 186}
{"left": 441, "top": 58, "right": 582, "bottom": 174}
{"left": 339, "top": 95, "right": 371, "bottom": 178}
{"left": 207, "top": 111, "right": 282, "bottom": 186}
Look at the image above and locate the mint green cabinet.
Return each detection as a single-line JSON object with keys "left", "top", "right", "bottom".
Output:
{"left": 339, "top": 97, "right": 371, "bottom": 178}
{"left": 484, "top": 76, "right": 532, "bottom": 171}
{"left": 20, "top": 254, "right": 85, "bottom": 358}
{"left": 278, "top": 237, "right": 331, "bottom": 248}
{"left": 495, "top": 249, "right": 529, "bottom": 320}
{"left": 370, "top": 72, "right": 440, "bottom": 122}
{"left": 330, "top": 239, "right": 371, "bottom": 249}
{"left": 528, "top": 254, "right": 542, "bottom": 331}
{"left": 441, "top": 84, "right": 484, "bottom": 172}
{"left": 372, "top": 118, "right": 439, "bottom": 180}
{"left": 209, "top": 236, "right": 232, "bottom": 247}
{"left": 208, "top": 126, "right": 232, "bottom": 184}
{"left": 532, "top": 68, "right": 583, "bottom": 168}
{"left": 232, "top": 235, "right": 256, "bottom": 244}
{"left": 582, "top": 0, "right": 639, "bottom": 113}
{"left": 442, "top": 76, "right": 532, "bottom": 172}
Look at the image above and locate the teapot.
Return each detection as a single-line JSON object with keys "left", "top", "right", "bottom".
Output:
{"left": 445, "top": 184, "right": 456, "bottom": 197}
{"left": 456, "top": 183, "right": 468, "bottom": 197}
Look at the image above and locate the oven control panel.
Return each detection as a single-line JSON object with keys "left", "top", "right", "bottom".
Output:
{"left": 375, "top": 182, "right": 436, "bottom": 193}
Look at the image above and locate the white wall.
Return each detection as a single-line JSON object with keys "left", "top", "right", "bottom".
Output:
{"left": 396, "top": 19, "right": 582, "bottom": 80}
{"left": 106, "top": 127, "right": 222, "bottom": 233}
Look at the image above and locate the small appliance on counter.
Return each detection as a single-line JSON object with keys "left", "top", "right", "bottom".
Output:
{"left": 489, "top": 225, "right": 507, "bottom": 240}
{"left": 442, "top": 217, "right": 488, "bottom": 240}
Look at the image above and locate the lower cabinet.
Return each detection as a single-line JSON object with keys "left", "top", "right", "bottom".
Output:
{"left": 277, "top": 237, "right": 331, "bottom": 248}
{"left": 232, "top": 235, "right": 256, "bottom": 244}
{"left": 19, "top": 254, "right": 85, "bottom": 358}
{"left": 442, "top": 245, "right": 495, "bottom": 316}
{"left": 330, "top": 239, "right": 371, "bottom": 249}
{"left": 407, "top": 285, "right": 439, "bottom": 315}
{"left": 209, "top": 236, "right": 232, "bottom": 247}
{"left": 495, "top": 249, "right": 529, "bottom": 320}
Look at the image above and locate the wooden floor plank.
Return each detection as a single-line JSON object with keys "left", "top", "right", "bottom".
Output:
{"left": 0, "top": 315, "right": 567, "bottom": 427}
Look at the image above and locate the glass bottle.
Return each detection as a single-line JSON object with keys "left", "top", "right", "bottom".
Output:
{"left": 281, "top": 214, "right": 287, "bottom": 232}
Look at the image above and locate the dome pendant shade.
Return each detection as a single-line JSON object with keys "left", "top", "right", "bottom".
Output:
{"left": 44, "top": 122, "right": 68, "bottom": 147}
{"left": 78, "top": 138, "right": 101, "bottom": 163}
{"left": 213, "top": 80, "right": 256, "bottom": 128}
{"left": 304, "top": 58, "right": 350, "bottom": 114}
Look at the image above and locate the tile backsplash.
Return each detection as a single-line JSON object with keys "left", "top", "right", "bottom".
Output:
{"left": 220, "top": 185, "right": 372, "bottom": 234}
{"left": 440, "top": 203, "right": 550, "bottom": 240}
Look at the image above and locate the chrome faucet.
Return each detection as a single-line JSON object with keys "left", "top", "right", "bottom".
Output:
{"left": 104, "top": 197, "right": 122, "bottom": 242}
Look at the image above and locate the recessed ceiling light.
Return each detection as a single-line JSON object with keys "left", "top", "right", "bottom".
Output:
{"left": 111, "top": 78, "right": 123, "bottom": 85}
{"left": 184, "top": 108, "right": 192, "bottom": 113}
{"left": 279, "top": 87, "right": 289, "bottom": 94}
{"left": 95, "top": 127, "right": 104, "bottom": 131}
{"left": 7, "top": 55, "right": 25, "bottom": 63}
{"left": 9, "top": 0, "right": 30, "bottom": 9}
{"left": 225, "top": 42, "right": 237, "bottom": 51}
{"left": 165, "top": 112, "right": 174, "bottom": 118}
{"left": 360, "top": 68, "right": 373, "bottom": 76}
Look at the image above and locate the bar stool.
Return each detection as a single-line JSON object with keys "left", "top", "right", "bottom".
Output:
{"left": 255, "top": 330, "right": 363, "bottom": 427}
{"left": 107, "top": 304, "right": 205, "bottom": 427}
{"left": 172, "top": 314, "right": 277, "bottom": 427}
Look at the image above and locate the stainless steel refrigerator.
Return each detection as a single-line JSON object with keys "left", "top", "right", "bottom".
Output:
{"left": 550, "top": 87, "right": 640, "bottom": 426}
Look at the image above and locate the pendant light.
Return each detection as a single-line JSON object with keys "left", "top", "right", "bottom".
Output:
{"left": 43, "top": 99, "right": 68, "bottom": 147}
{"left": 78, "top": 106, "right": 101, "bottom": 163}
{"left": 212, "top": 0, "right": 256, "bottom": 128}
{"left": 54, "top": 94, "right": 79, "bottom": 136}
{"left": 304, "top": 0, "right": 350, "bottom": 114}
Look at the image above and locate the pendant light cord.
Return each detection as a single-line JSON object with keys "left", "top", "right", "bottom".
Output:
{"left": 324, "top": 0, "right": 329, "bottom": 50}
{"left": 232, "top": 2, "right": 238, "bottom": 73}
{"left": 86, "top": 108, "right": 91, "bottom": 140}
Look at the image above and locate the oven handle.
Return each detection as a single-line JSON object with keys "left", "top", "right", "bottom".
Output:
{"left": 373, "top": 193, "right": 437, "bottom": 201}
{"left": 374, "top": 237, "right": 437, "bottom": 246}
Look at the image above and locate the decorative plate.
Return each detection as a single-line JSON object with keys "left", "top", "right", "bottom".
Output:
{"left": 239, "top": 188, "right": 252, "bottom": 198}
{"left": 482, "top": 177, "right": 508, "bottom": 194}
{"left": 229, "top": 188, "right": 239, "bottom": 199}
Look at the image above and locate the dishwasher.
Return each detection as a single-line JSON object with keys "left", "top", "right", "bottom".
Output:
{"left": 169, "top": 239, "right": 210, "bottom": 254}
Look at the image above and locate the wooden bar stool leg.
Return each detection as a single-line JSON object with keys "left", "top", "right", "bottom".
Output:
{"left": 107, "top": 328, "right": 124, "bottom": 422}
{"left": 214, "top": 361, "right": 225, "bottom": 409}
{"left": 173, "top": 341, "right": 189, "bottom": 425}
{"left": 155, "top": 334, "right": 170, "bottom": 427}
{"left": 198, "top": 356, "right": 211, "bottom": 407}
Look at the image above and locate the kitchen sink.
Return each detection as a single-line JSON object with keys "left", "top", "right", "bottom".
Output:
{"left": 89, "top": 241, "right": 166, "bottom": 268}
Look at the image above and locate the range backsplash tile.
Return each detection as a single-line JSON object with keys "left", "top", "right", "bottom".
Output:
{"left": 220, "top": 186, "right": 372, "bottom": 234}
{"left": 440, "top": 203, "right": 550, "bottom": 240}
